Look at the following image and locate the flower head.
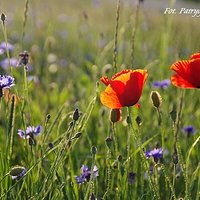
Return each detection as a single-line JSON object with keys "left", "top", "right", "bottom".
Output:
{"left": 18, "top": 125, "right": 42, "bottom": 139}
{"left": 75, "top": 164, "right": 98, "bottom": 184}
{"left": 0, "top": 75, "right": 15, "bottom": 90}
{"left": 100, "top": 69, "right": 148, "bottom": 109}
{"left": 145, "top": 147, "right": 163, "bottom": 163}
{"left": 152, "top": 79, "right": 170, "bottom": 89}
{"left": 170, "top": 53, "right": 200, "bottom": 88}
{"left": 0, "top": 58, "right": 18, "bottom": 69}
{"left": 0, "top": 42, "right": 13, "bottom": 55}
{"left": 182, "top": 125, "right": 196, "bottom": 137}
{"left": 18, "top": 125, "right": 42, "bottom": 146}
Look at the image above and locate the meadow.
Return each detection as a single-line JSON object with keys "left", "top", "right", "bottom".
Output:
{"left": 0, "top": 0, "right": 200, "bottom": 199}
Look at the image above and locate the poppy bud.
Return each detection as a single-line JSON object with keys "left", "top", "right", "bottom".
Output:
{"left": 1, "top": 13, "right": 6, "bottom": 23}
{"left": 105, "top": 137, "right": 113, "bottom": 149}
{"left": 109, "top": 109, "right": 122, "bottom": 123}
{"left": 135, "top": 116, "right": 142, "bottom": 126}
{"left": 150, "top": 91, "right": 162, "bottom": 108}
{"left": 91, "top": 146, "right": 97, "bottom": 155}
{"left": 72, "top": 132, "right": 82, "bottom": 139}
{"left": 48, "top": 142, "right": 54, "bottom": 149}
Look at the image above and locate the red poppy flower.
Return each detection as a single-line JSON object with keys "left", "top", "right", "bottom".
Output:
{"left": 100, "top": 69, "right": 148, "bottom": 109}
{"left": 171, "top": 53, "right": 200, "bottom": 89}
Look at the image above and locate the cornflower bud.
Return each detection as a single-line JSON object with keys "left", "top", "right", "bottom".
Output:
{"left": 73, "top": 108, "right": 80, "bottom": 121}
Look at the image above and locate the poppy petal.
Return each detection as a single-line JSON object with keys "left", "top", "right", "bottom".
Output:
{"left": 190, "top": 53, "right": 200, "bottom": 60}
{"left": 188, "top": 59, "right": 200, "bottom": 87}
{"left": 171, "top": 74, "right": 196, "bottom": 89}
{"left": 100, "top": 86, "right": 123, "bottom": 109}
{"left": 100, "top": 76, "right": 110, "bottom": 86}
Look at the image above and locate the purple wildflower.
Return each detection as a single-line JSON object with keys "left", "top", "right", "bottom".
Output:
{"left": 0, "top": 42, "right": 13, "bottom": 55}
{"left": 145, "top": 147, "right": 163, "bottom": 163}
{"left": 0, "top": 58, "right": 18, "bottom": 69}
{"left": 182, "top": 125, "right": 196, "bottom": 137}
{"left": 75, "top": 164, "right": 98, "bottom": 184}
{"left": 18, "top": 125, "right": 42, "bottom": 139}
{"left": 0, "top": 75, "right": 15, "bottom": 90}
{"left": 152, "top": 79, "right": 170, "bottom": 89}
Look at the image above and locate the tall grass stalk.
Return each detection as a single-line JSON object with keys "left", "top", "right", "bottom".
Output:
{"left": 7, "top": 95, "right": 16, "bottom": 165}
{"left": 113, "top": 0, "right": 120, "bottom": 73}
{"left": 1, "top": 13, "right": 13, "bottom": 76}
{"left": 21, "top": 0, "right": 29, "bottom": 49}
{"left": 131, "top": 0, "right": 141, "bottom": 66}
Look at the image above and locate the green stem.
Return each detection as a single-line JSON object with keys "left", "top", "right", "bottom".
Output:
{"left": 127, "top": 106, "right": 160, "bottom": 200}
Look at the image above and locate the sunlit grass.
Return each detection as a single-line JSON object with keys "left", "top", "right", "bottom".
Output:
{"left": 0, "top": 0, "right": 199, "bottom": 199}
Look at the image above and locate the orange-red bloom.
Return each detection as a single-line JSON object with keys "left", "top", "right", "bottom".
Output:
{"left": 171, "top": 53, "right": 200, "bottom": 89}
{"left": 100, "top": 69, "right": 148, "bottom": 109}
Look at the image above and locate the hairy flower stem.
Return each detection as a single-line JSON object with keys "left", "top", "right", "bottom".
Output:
{"left": 112, "top": 123, "right": 118, "bottom": 158}
{"left": 84, "top": 150, "right": 96, "bottom": 200}
{"left": 102, "top": 148, "right": 112, "bottom": 199}
{"left": 128, "top": 107, "right": 160, "bottom": 200}
{"left": 113, "top": 0, "right": 120, "bottom": 73}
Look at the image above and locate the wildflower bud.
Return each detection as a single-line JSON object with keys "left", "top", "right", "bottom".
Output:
{"left": 118, "top": 155, "right": 123, "bottom": 162}
{"left": 69, "top": 121, "right": 74, "bottom": 129}
{"left": 102, "top": 64, "right": 112, "bottom": 74}
{"left": 10, "top": 166, "right": 27, "bottom": 180}
{"left": 91, "top": 146, "right": 97, "bottom": 155}
{"left": 18, "top": 51, "right": 29, "bottom": 66}
{"left": 48, "top": 142, "right": 54, "bottom": 149}
{"left": 73, "top": 108, "right": 80, "bottom": 121}
{"left": 71, "top": 132, "right": 82, "bottom": 140}
{"left": 112, "top": 161, "right": 118, "bottom": 169}
{"left": 135, "top": 116, "right": 142, "bottom": 126}
{"left": 105, "top": 137, "right": 113, "bottom": 149}
{"left": 150, "top": 91, "right": 162, "bottom": 108}
{"left": 1, "top": 13, "right": 6, "bottom": 23}
{"left": 109, "top": 109, "right": 122, "bottom": 123}
{"left": 46, "top": 114, "right": 51, "bottom": 120}
{"left": 126, "top": 115, "right": 131, "bottom": 124}
{"left": 172, "top": 148, "right": 178, "bottom": 164}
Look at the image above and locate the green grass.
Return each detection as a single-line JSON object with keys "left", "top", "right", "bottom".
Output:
{"left": 0, "top": 0, "right": 200, "bottom": 199}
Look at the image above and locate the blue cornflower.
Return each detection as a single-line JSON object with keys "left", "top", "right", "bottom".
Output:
{"left": 152, "top": 79, "right": 170, "bottom": 89}
{"left": 145, "top": 147, "right": 163, "bottom": 163}
{"left": 182, "top": 125, "right": 196, "bottom": 137}
{"left": 0, "top": 42, "right": 13, "bottom": 55}
{"left": 0, "top": 58, "right": 18, "bottom": 69}
{"left": 18, "top": 125, "right": 42, "bottom": 139}
{"left": 75, "top": 164, "right": 98, "bottom": 184}
{"left": 0, "top": 75, "right": 15, "bottom": 90}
